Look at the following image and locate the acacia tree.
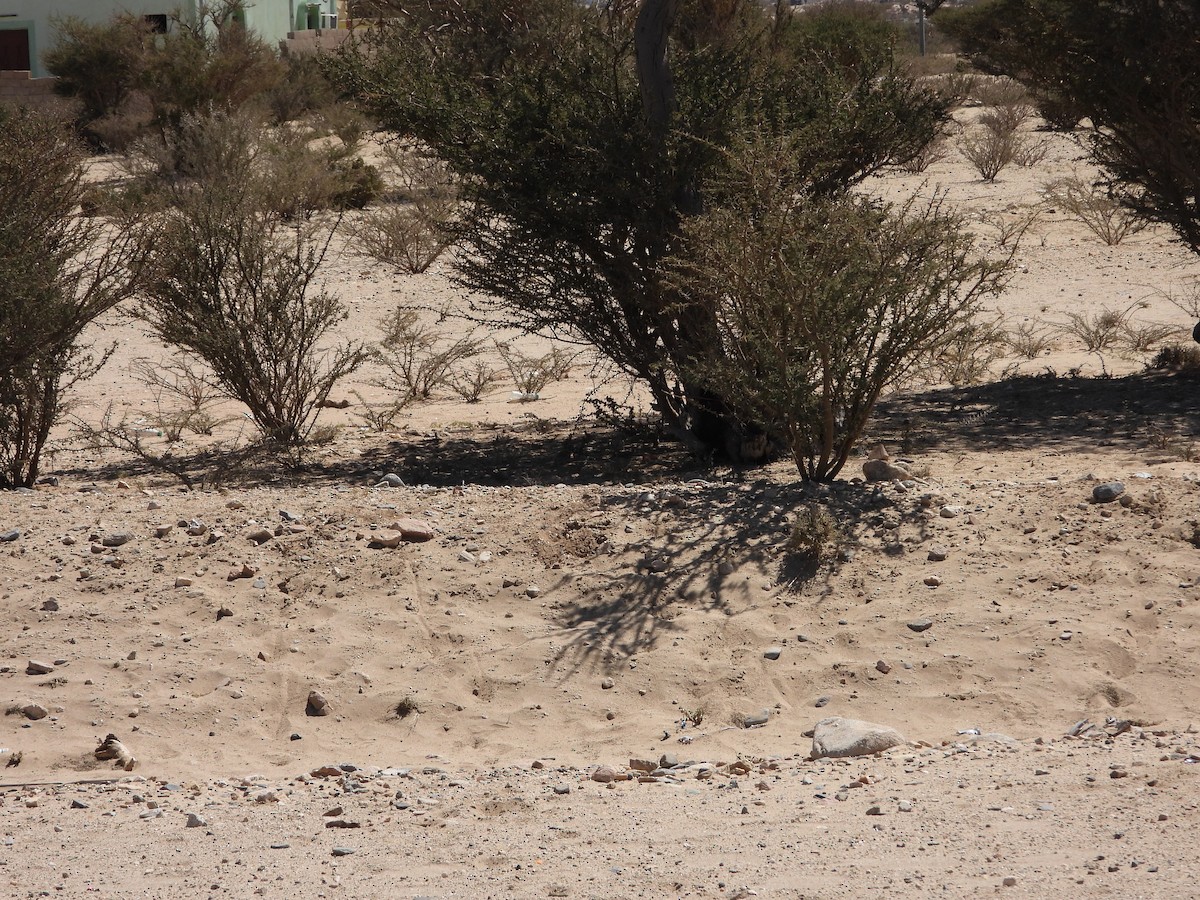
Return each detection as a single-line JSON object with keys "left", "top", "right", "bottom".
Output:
{"left": 332, "top": 0, "right": 946, "bottom": 461}
{"left": 940, "top": 0, "right": 1200, "bottom": 247}
{"left": 670, "top": 136, "right": 1009, "bottom": 481}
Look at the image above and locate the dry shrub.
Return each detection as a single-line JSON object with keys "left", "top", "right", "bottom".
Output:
{"left": 977, "top": 204, "right": 1041, "bottom": 248}
{"left": 495, "top": 343, "right": 578, "bottom": 397}
{"left": 351, "top": 150, "right": 458, "bottom": 273}
{"left": 789, "top": 504, "right": 842, "bottom": 562}
{"left": 1120, "top": 320, "right": 1180, "bottom": 354}
{"left": 1013, "top": 136, "right": 1051, "bottom": 168}
{"left": 1149, "top": 344, "right": 1200, "bottom": 376}
{"left": 0, "top": 108, "right": 145, "bottom": 487}
{"left": 449, "top": 361, "right": 502, "bottom": 403}
{"left": 960, "top": 124, "right": 1021, "bottom": 182}
{"left": 1044, "top": 175, "right": 1148, "bottom": 246}
{"left": 1062, "top": 307, "right": 1127, "bottom": 352}
{"left": 1005, "top": 320, "right": 1056, "bottom": 358}
{"left": 130, "top": 356, "right": 233, "bottom": 441}
{"left": 670, "top": 137, "right": 1010, "bottom": 481}
{"left": 899, "top": 134, "right": 950, "bottom": 175}
{"left": 931, "top": 316, "right": 1007, "bottom": 386}
{"left": 375, "top": 308, "right": 479, "bottom": 400}
{"left": 135, "top": 112, "right": 368, "bottom": 446}
{"left": 972, "top": 75, "right": 1030, "bottom": 109}
{"left": 919, "top": 71, "right": 978, "bottom": 110}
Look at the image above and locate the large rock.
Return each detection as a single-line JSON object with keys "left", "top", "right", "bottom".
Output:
{"left": 863, "top": 459, "right": 911, "bottom": 482}
{"left": 391, "top": 519, "right": 435, "bottom": 543}
{"left": 810, "top": 716, "right": 906, "bottom": 759}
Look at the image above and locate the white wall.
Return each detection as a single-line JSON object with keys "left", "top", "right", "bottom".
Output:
{"left": 0, "top": 1, "right": 317, "bottom": 77}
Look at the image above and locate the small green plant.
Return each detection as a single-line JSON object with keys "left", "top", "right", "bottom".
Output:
{"left": 788, "top": 504, "right": 842, "bottom": 562}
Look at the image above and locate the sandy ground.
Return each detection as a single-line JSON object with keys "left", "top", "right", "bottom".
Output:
{"left": 2, "top": 104, "right": 1200, "bottom": 898}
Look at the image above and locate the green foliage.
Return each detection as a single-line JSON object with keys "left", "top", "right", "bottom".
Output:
{"left": 330, "top": 0, "right": 947, "bottom": 461}
{"left": 939, "top": 0, "right": 1200, "bottom": 250}
{"left": 668, "top": 136, "right": 1008, "bottom": 481}
{"left": 43, "top": 13, "right": 152, "bottom": 130}
{"left": 44, "top": 1, "right": 285, "bottom": 147}
{"left": 0, "top": 109, "right": 144, "bottom": 486}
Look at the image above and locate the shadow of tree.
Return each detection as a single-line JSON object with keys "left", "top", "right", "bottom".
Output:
{"left": 870, "top": 370, "right": 1199, "bottom": 458}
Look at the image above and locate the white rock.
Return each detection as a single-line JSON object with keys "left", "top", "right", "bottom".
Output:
{"left": 810, "top": 716, "right": 906, "bottom": 760}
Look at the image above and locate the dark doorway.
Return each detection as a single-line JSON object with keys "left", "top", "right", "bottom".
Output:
{"left": 0, "top": 29, "right": 30, "bottom": 71}
{"left": 144, "top": 14, "right": 169, "bottom": 34}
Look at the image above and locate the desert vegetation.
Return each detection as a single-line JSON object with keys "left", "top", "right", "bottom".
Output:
{"left": 2, "top": 0, "right": 1196, "bottom": 491}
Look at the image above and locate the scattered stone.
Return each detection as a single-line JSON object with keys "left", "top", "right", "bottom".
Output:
{"left": 368, "top": 530, "right": 403, "bottom": 550}
{"left": 325, "top": 820, "right": 361, "bottom": 829}
{"left": 898, "top": 801, "right": 913, "bottom": 813}
{"left": 525, "top": 585, "right": 542, "bottom": 598}
{"left": 763, "top": 647, "right": 782, "bottom": 660}
{"left": 863, "top": 459, "right": 911, "bottom": 482}
{"left": 174, "top": 577, "right": 193, "bottom": 589}
{"left": 26, "top": 660, "right": 54, "bottom": 675}
{"left": 1059, "top": 631, "right": 1073, "bottom": 641}
{"left": 19, "top": 702, "right": 48, "bottom": 721}
{"left": 247, "top": 528, "right": 274, "bottom": 546}
{"left": 101, "top": 532, "right": 133, "bottom": 548}
{"left": 553, "top": 784, "right": 571, "bottom": 795}
{"left": 939, "top": 505, "right": 962, "bottom": 519}
{"left": 866, "top": 805, "right": 884, "bottom": 816}
{"left": 331, "top": 847, "right": 356, "bottom": 857}
{"left": 216, "top": 607, "right": 234, "bottom": 621}
{"left": 39, "top": 599, "right": 58, "bottom": 612}
{"left": 1092, "top": 482, "right": 1125, "bottom": 503}
{"left": 0, "top": 529, "right": 20, "bottom": 542}
{"left": 629, "top": 758, "right": 656, "bottom": 772}
{"left": 875, "top": 660, "right": 892, "bottom": 675}
{"left": 907, "top": 619, "right": 934, "bottom": 633}
{"left": 810, "top": 716, "right": 905, "bottom": 760}
{"left": 70, "top": 799, "right": 88, "bottom": 810}
{"left": 227, "top": 563, "right": 257, "bottom": 581}
{"left": 1002, "top": 877, "right": 1017, "bottom": 888}
{"left": 376, "top": 473, "right": 404, "bottom": 488}
{"left": 154, "top": 525, "right": 173, "bottom": 539}
{"left": 591, "top": 765, "right": 618, "bottom": 783}
{"left": 601, "top": 677, "right": 614, "bottom": 690}
{"left": 927, "top": 545, "right": 948, "bottom": 562}
{"left": 306, "top": 690, "right": 331, "bottom": 717}
{"left": 815, "top": 696, "right": 830, "bottom": 708}
{"left": 923, "top": 575, "right": 942, "bottom": 587}
{"left": 392, "top": 518, "right": 435, "bottom": 542}
{"left": 742, "top": 709, "right": 770, "bottom": 728}
{"left": 185, "top": 813, "right": 207, "bottom": 828}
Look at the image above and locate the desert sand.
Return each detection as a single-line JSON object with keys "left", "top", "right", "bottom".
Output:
{"left": 2, "top": 107, "right": 1200, "bottom": 898}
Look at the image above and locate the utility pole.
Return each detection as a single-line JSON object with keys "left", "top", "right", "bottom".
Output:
{"left": 915, "top": 0, "right": 947, "bottom": 57}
